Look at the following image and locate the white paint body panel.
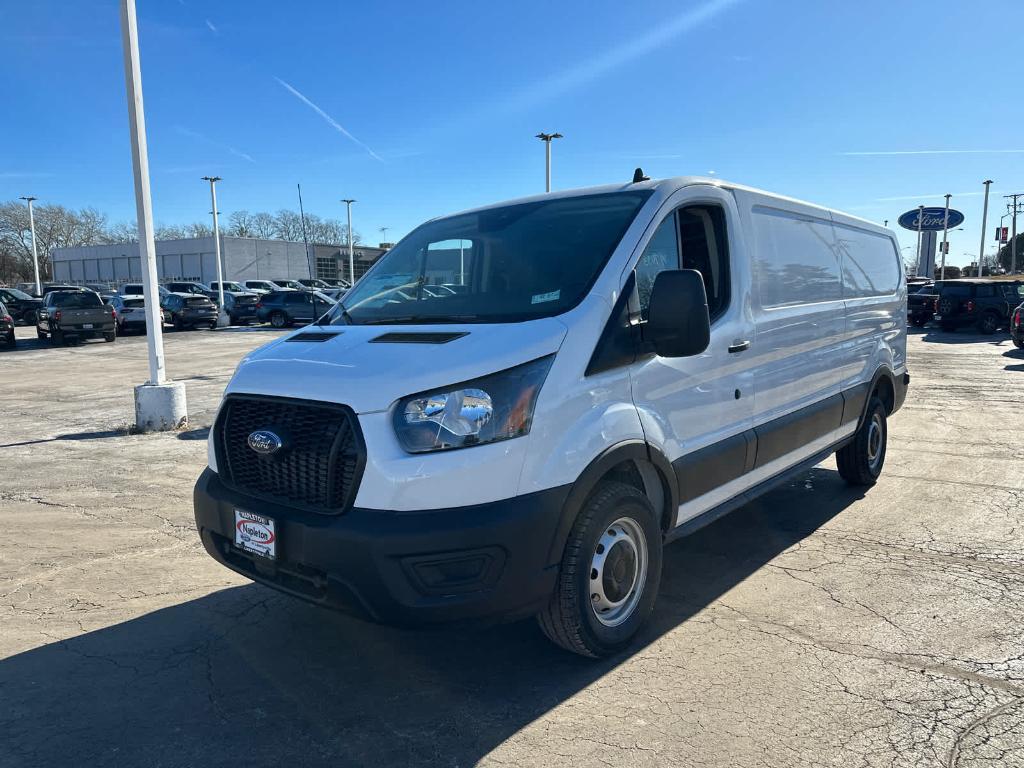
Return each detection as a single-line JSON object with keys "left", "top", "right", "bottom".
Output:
{"left": 208, "top": 176, "right": 906, "bottom": 519}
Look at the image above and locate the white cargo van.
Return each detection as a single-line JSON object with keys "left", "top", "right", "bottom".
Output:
{"left": 194, "top": 175, "right": 908, "bottom": 657}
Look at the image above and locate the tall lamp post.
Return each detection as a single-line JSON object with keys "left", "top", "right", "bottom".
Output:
{"left": 18, "top": 196, "right": 41, "bottom": 295}
{"left": 978, "top": 180, "right": 993, "bottom": 277}
{"left": 915, "top": 205, "right": 924, "bottom": 272}
{"left": 201, "top": 176, "right": 228, "bottom": 326}
{"left": 341, "top": 199, "right": 356, "bottom": 285}
{"left": 120, "top": 0, "right": 186, "bottom": 431}
{"left": 536, "top": 132, "right": 563, "bottom": 193}
{"left": 939, "top": 194, "right": 951, "bottom": 280}
{"left": 380, "top": 226, "right": 389, "bottom": 245}
{"left": 1005, "top": 193, "right": 1022, "bottom": 275}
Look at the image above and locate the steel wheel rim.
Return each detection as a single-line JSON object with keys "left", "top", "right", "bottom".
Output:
{"left": 589, "top": 517, "right": 648, "bottom": 627}
{"left": 867, "top": 413, "right": 884, "bottom": 470}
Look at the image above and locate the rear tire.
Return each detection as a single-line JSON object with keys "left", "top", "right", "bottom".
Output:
{"left": 537, "top": 481, "right": 662, "bottom": 658}
{"left": 837, "top": 397, "right": 887, "bottom": 486}
{"left": 978, "top": 312, "right": 1000, "bottom": 335}
{"left": 1013, "top": 338, "right": 1024, "bottom": 349}
{"left": 104, "top": 331, "right": 116, "bottom": 342}
{"left": 940, "top": 322, "right": 956, "bottom": 333}
{"left": 4, "top": 330, "right": 14, "bottom": 348}
{"left": 36, "top": 327, "right": 46, "bottom": 340}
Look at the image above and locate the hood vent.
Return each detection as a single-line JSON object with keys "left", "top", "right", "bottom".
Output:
{"left": 286, "top": 331, "right": 344, "bottom": 343}
{"left": 370, "top": 331, "right": 469, "bottom": 344}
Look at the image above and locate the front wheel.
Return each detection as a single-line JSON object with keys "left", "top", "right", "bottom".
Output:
{"left": 269, "top": 311, "right": 288, "bottom": 329}
{"left": 537, "top": 481, "right": 662, "bottom": 658}
{"left": 836, "top": 397, "right": 887, "bottom": 486}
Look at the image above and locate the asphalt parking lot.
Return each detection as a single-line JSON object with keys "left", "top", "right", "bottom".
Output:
{"left": 2, "top": 324, "right": 1023, "bottom": 768}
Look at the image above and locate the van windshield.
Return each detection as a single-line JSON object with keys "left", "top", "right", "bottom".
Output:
{"left": 330, "top": 191, "right": 651, "bottom": 325}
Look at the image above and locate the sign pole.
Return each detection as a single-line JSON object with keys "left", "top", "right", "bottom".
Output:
{"left": 916, "top": 205, "right": 924, "bottom": 273}
{"left": 940, "top": 194, "right": 951, "bottom": 279}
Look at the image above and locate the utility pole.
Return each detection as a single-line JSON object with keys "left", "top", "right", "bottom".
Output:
{"left": 535, "top": 132, "right": 563, "bottom": 193}
{"left": 940, "top": 194, "right": 951, "bottom": 280}
{"left": 201, "top": 176, "right": 228, "bottom": 325}
{"left": 341, "top": 199, "right": 356, "bottom": 285}
{"left": 18, "top": 196, "right": 41, "bottom": 295}
{"left": 1005, "top": 193, "right": 1023, "bottom": 274}
{"left": 120, "top": 0, "right": 186, "bottom": 430}
{"left": 380, "top": 226, "right": 389, "bottom": 245}
{"left": 978, "top": 180, "right": 993, "bottom": 277}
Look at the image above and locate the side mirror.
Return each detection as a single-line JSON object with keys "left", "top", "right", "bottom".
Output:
{"left": 645, "top": 269, "right": 710, "bottom": 358}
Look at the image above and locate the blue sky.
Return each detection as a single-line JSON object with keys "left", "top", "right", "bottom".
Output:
{"left": 2, "top": 0, "right": 1023, "bottom": 266}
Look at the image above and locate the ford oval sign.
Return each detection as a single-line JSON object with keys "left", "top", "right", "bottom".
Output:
{"left": 897, "top": 207, "right": 965, "bottom": 231}
{"left": 247, "top": 429, "right": 283, "bottom": 455}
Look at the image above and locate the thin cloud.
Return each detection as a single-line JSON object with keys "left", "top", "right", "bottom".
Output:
{"left": 844, "top": 149, "right": 1024, "bottom": 156}
{"left": 175, "top": 125, "right": 255, "bottom": 164}
{"left": 205, "top": 19, "right": 218, "bottom": 33}
{"left": 0, "top": 171, "right": 54, "bottom": 179}
{"left": 874, "top": 191, "right": 989, "bottom": 202}
{"left": 273, "top": 77, "right": 383, "bottom": 162}
{"left": 470, "top": 0, "right": 743, "bottom": 119}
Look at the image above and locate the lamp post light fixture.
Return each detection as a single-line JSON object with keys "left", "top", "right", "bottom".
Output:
{"left": 201, "top": 175, "right": 229, "bottom": 326}
{"left": 535, "top": 132, "right": 563, "bottom": 193}
{"left": 341, "top": 199, "right": 356, "bottom": 285}
{"left": 18, "top": 196, "right": 41, "bottom": 296}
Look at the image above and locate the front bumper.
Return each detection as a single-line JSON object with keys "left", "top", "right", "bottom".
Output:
{"left": 193, "top": 468, "right": 570, "bottom": 626}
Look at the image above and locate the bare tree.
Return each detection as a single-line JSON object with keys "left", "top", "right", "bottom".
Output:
{"left": 272, "top": 209, "right": 306, "bottom": 242}
{"left": 249, "top": 211, "right": 277, "bottom": 238}
{"left": 227, "top": 210, "right": 254, "bottom": 237}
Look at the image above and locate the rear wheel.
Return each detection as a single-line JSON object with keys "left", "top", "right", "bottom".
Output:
{"left": 173, "top": 316, "right": 184, "bottom": 332}
{"left": 1014, "top": 338, "right": 1024, "bottom": 349}
{"left": 50, "top": 329, "right": 65, "bottom": 346}
{"left": 538, "top": 481, "right": 662, "bottom": 658}
{"left": 3, "top": 330, "right": 14, "bottom": 348}
{"left": 36, "top": 327, "right": 46, "bottom": 339}
{"left": 836, "top": 397, "right": 887, "bottom": 486}
{"left": 940, "top": 322, "right": 956, "bottom": 333}
{"left": 104, "top": 330, "right": 116, "bottom": 342}
{"left": 978, "top": 311, "right": 1000, "bottom": 335}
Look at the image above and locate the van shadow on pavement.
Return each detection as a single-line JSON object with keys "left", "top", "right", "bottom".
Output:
{"left": 1, "top": 468, "right": 864, "bottom": 768}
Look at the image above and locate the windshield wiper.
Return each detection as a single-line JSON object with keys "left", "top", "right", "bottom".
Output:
{"left": 360, "top": 314, "right": 480, "bottom": 325}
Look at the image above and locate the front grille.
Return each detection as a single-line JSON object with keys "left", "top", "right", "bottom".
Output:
{"left": 216, "top": 395, "right": 365, "bottom": 514}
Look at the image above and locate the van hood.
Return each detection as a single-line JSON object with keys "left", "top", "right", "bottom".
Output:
{"left": 226, "top": 319, "right": 569, "bottom": 413}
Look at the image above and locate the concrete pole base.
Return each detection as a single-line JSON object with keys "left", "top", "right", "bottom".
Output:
{"left": 134, "top": 381, "right": 188, "bottom": 432}
{"left": 216, "top": 311, "right": 230, "bottom": 328}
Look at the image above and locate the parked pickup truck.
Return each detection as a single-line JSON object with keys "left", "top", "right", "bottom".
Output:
{"left": 36, "top": 290, "right": 116, "bottom": 345}
{"left": 906, "top": 281, "right": 936, "bottom": 327}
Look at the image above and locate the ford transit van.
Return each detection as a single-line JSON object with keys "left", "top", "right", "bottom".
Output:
{"left": 194, "top": 175, "right": 908, "bottom": 657}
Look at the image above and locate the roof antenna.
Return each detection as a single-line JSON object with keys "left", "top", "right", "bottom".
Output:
{"left": 632, "top": 167, "right": 650, "bottom": 183}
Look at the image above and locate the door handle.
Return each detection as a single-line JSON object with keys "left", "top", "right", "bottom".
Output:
{"left": 728, "top": 340, "right": 751, "bottom": 353}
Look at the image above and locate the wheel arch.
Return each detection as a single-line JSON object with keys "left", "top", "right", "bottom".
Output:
{"left": 545, "top": 440, "right": 679, "bottom": 566}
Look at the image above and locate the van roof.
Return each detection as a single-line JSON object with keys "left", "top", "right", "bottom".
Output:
{"left": 439, "top": 175, "right": 893, "bottom": 235}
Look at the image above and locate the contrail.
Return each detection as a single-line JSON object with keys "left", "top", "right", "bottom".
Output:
{"left": 844, "top": 149, "right": 1024, "bottom": 156}
{"left": 274, "top": 76, "right": 383, "bottom": 162}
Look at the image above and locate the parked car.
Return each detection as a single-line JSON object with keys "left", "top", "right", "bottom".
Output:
{"left": 321, "top": 287, "right": 347, "bottom": 302}
{"left": 160, "top": 292, "right": 219, "bottom": 330}
{"left": 242, "top": 280, "right": 281, "bottom": 294}
{"left": 270, "top": 279, "right": 307, "bottom": 290}
{"left": 209, "top": 281, "right": 247, "bottom": 294}
{"left": 36, "top": 289, "right": 116, "bottom": 344}
{"left": 907, "top": 281, "right": 937, "bottom": 327}
{"left": 255, "top": 290, "right": 336, "bottom": 327}
{"left": 1011, "top": 302, "right": 1024, "bottom": 349}
{"left": 41, "top": 284, "right": 87, "bottom": 296}
{"left": 222, "top": 292, "right": 260, "bottom": 325}
{"left": 194, "top": 175, "right": 909, "bottom": 658}
{"left": 119, "top": 283, "right": 171, "bottom": 297}
{"left": 297, "top": 278, "right": 332, "bottom": 290}
{"left": 165, "top": 281, "right": 214, "bottom": 296}
{"left": 15, "top": 282, "right": 40, "bottom": 297}
{"left": 110, "top": 296, "right": 168, "bottom": 333}
{"left": 0, "top": 300, "right": 15, "bottom": 349}
{"left": 321, "top": 278, "right": 352, "bottom": 289}
{"left": 0, "top": 287, "right": 43, "bottom": 325}
{"left": 932, "top": 279, "right": 1024, "bottom": 334}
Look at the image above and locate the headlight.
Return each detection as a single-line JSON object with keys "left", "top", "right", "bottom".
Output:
{"left": 394, "top": 356, "right": 554, "bottom": 453}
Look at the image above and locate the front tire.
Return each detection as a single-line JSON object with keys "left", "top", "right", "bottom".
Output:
{"left": 269, "top": 311, "right": 288, "bottom": 329}
{"left": 836, "top": 397, "right": 887, "bottom": 486}
{"left": 538, "top": 481, "right": 662, "bottom": 658}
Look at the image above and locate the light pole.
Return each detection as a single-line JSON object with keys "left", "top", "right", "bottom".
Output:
{"left": 1005, "top": 193, "right": 1022, "bottom": 274}
{"left": 341, "top": 199, "right": 356, "bottom": 285}
{"left": 380, "top": 226, "right": 389, "bottom": 245}
{"left": 939, "top": 194, "right": 951, "bottom": 280}
{"left": 978, "top": 180, "right": 993, "bottom": 277}
{"left": 18, "top": 196, "right": 41, "bottom": 295}
{"left": 120, "top": 0, "right": 186, "bottom": 430}
{"left": 535, "top": 132, "right": 563, "bottom": 193}
{"left": 201, "top": 176, "right": 228, "bottom": 326}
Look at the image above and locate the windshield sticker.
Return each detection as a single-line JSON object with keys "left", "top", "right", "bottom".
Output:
{"left": 531, "top": 290, "right": 561, "bottom": 305}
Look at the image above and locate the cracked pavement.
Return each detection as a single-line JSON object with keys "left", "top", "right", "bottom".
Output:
{"left": 1, "top": 324, "right": 1023, "bottom": 767}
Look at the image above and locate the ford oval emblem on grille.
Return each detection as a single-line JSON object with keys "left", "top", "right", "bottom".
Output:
{"left": 247, "top": 429, "right": 283, "bottom": 455}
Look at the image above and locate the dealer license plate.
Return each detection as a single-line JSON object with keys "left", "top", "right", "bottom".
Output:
{"left": 234, "top": 510, "right": 276, "bottom": 559}
{"left": 82, "top": 323, "right": 93, "bottom": 329}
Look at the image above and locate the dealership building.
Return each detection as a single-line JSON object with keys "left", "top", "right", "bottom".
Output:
{"left": 50, "top": 236, "right": 389, "bottom": 286}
